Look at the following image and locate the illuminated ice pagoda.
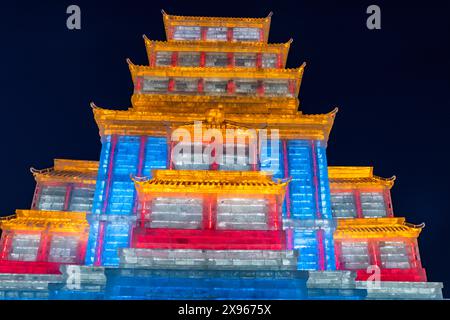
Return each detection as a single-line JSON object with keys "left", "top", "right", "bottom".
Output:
{"left": 0, "top": 11, "right": 443, "bottom": 300}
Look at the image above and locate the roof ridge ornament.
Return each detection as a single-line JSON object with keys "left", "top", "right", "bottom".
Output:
{"left": 330, "top": 107, "right": 339, "bottom": 116}
{"left": 30, "top": 167, "right": 52, "bottom": 174}
{"left": 130, "top": 174, "right": 151, "bottom": 182}
{"left": 205, "top": 108, "right": 225, "bottom": 124}
{"left": 405, "top": 222, "right": 426, "bottom": 229}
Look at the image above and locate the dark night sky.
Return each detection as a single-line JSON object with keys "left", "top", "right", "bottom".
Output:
{"left": 1, "top": 1, "right": 449, "bottom": 296}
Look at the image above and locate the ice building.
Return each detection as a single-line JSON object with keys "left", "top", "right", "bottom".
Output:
{"left": 0, "top": 11, "right": 443, "bottom": 300}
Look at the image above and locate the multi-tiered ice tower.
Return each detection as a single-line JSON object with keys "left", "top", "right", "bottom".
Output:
{"left": 0, "top": 11, "right": 443, "bottom": 300}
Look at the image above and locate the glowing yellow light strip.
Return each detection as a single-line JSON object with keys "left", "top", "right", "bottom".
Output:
{"left": 334, "top": 218, "right": 422, "bottom": 239}
{"left": 1, "top": 210, "right": 89, "bottom": 233}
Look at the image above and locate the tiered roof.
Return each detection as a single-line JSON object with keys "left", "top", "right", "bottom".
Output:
{"left": 131, "top": 94, "right": 300, "bottom": 114}
{"left": 31, "top": 159, "right": 99, "bottom": 185}
{"left": 90, "top": 11, "right": 337, "bottom": 142}
{"left": 334, "top": 218, "right": 423, "bottom": 239}
{"left": 133, "top": 170, "right": 288, "bottom": 197}
{"left": 128, "top": 61, "right": 304, "bottom": 91}
{"left": 143, "top": 36, "right": 292, "bottom": 68}
{"left": 161, "top": 10, "right": 273, "bottom": 42}
{"left": 0, "top": 210, "right": 89, "bottom": 233}
{"left": 92, "top": 103, "right": 337, "bottom": 140}
{"left": 328, "top": 166, "right": 396, "bottom": 189}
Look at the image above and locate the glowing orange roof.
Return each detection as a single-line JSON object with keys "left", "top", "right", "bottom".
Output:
{"left": 133, "top": 169, "right": 288, "bottom": 197}
{"left": 144, "top": 36, "right": 291, "bottom": 67}
{"left": 53, "top": 159, "right": 99, "bottom": 173}
{"left": 334, "top": 218, "right": 423, "bottom": 239}
{"left": 130, "top": 94, "right": 300, "bottom": 114}
{"left": 0, "top": 210, "right": 89, "bottom": 233}
{"left": 328, "top": 166, "right": 395, "bottom": 189}
{"left": 128, "top": 61, "right": 304, "bottom": 96}
{"left": 162, "top": 10, "right": 273, "bottom": 42}
{"left": 31, "top": 159, "right": 98, "bottom": 185}
{"left": 92, "top": 104, "right": 337, "bottom": 141}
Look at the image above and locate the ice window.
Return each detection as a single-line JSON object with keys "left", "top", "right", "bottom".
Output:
{"left": 155, "top": 51, "right": 172, "bottom": 66}
{"left": 69, "top": 186, "right": 95, "bottom": 212}
{"left": 205, "top": 53, "right": 228, "bottom": 67}
{"left": 149, "top": 197, "right": 203, "bottom": 229}
{"left": 172, "top": 26, "right": 201, "bottom": 40}
{"left": 178, "top": 52, "right": 200, "bottom": 67}
{"left": 204, "top": 79, "right": 228, "bottom": 94}
{"left": 233, "top": 27, "right": 260, "bottom": 41}
{"left": 264, "top": 80, "right": 289, "bottom": 96}
{"left": 37, "top": 185, "right": 66, "bottom": 211}
{"left": 262, "top": 53, "right": 278, "bottom": 68}
{"left": 360, "top": 192, "right": 387, "bottom": 217}
{"left": 234, "top": 53, "right": 257, "bottom": 67}
{"left": 142, "top": 77, "right": 169, "bottom": 93}
{"left": 217, "top": 198, "right": 268, "bottom": 230}
{"left": 174, "top": 78, "right": 198, "bottom": 93}
{"left": 8, "top": 234, "right": 40, "bottom": 261}
{"left": 206, "top": 27, "right": 228, "bottom": 41}
{"left": 331, "top": 193, "right": 357, "bottom": 218}
{"left": 339, "top": 241, "right": 370, "bottom": 270}
{"left": 48, "top": 235, "right": 79, "bottom": 263}
{"left": 234, "top": 80, "right": 258, "bottom": 96}
{"left": 379, "top": 241, "right": 411, "bottom": 269}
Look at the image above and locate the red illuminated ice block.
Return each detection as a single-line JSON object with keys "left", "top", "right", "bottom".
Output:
{"left": 355, "top": 268, "right": 427, "bottom": 282}
{"left": 131, "top": 228, "right": 287, "bottom": 250}
{"left": 0, "top": 260, "right": 62, "bottom": 274}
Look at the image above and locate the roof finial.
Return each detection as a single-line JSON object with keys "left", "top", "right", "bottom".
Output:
{"left": 267, "top": 11, "right": 273, "bottom": 18}
{"left": 131, "top": 173, "right": 151, "bottom": 182}
{"left": 406, "top": 222, "right": 426, "bottom": 229}
{"left": 330, "top": 107, "right": 339, "bottom": 115}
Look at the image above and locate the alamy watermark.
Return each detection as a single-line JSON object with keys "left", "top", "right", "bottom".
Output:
{"left": 367, "top": 5, "right": 381, "bottom": 30}
{"left": 170, "top": 121, "right": 280, "bottom": 172}
{"left": 65, "top": 5, "right": 381, "bottom": 31}
{"left": 65, "top": 265, "right": 81, "bottom": 290}
{"left": 66, "top": 5, "right": 81, "bottom": 30}
{"left": 366, "top": 265, "right": 381, "bottom": 289}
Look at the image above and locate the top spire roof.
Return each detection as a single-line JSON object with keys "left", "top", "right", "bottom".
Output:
{"left": 162, "top": 10, "right": 273, "bottom": 42}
